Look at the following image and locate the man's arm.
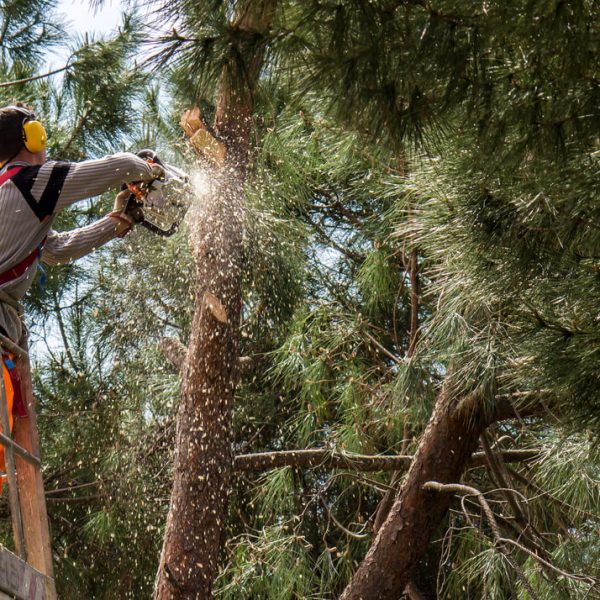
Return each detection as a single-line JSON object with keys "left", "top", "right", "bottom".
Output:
{"left": 42, "top": 217, "right": 128, "bottom": 266}
{"left": 53, "top": 152, "right": 155, "bottom": 210}
{"left": 42, "top": 189, "right": 134, "bottom": 266}
{"left": 17, "top": 152, "right": 154, "bottom": 223}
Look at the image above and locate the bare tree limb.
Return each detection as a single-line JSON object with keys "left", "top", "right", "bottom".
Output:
{"left": 424, "top": 481, "right": 598, "bottom": 592}
{"left": 319, "top": 494, "right": 368, "bottom": 540}
{"left": 404, "top": 581, "right": 427, "bottom": 600}
{"left": 0, "top": 64, "right": 70, "bottom": 88}
{"left": 234, "top": 448, "right": 540, "bottom": 472}
{"left": 423, "top": 481, "right": 541, "bottom": 600}
{"left": 159, "top": 337, "right": 187, "bottom": 370}
{"left": 481, "top": 432, "right": 548, "bottom": 554}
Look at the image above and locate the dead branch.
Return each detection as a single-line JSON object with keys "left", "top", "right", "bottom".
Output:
{"left": 404, "top": 581, "right": 427, "bottom": 600}
{"left": 319, "top": 494, "right": 368, "bottom": 540}
{"left": 0, "top": 63, "right": 70, "bottom": 88}
{"left": 159, "top": 337, "right": 187, "bottom": 370}
{"left": 481, "top": 432, "right": 549, "bottom": 556}
{"left": 424, "top": 482, "right": 598, "bottom": 592}
{"left": 423, "top": 481, "right": 541, "bottom": 600}
{"left": 234, "top": 448, "right": 540, "bottom": 472}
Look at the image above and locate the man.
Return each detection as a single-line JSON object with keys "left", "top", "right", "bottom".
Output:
{"left": 0, "top": 102, "right": 162, "bottom": 451}
{"left": 0, "top": 103, "right": 162, "bottom": 345}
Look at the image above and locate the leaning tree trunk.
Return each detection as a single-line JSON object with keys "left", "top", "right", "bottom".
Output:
{"left": 340, "top": 384, "right": 492, "bottom": 600}
{"left": 154, "top": 3, "right": 275, "bottom": 599}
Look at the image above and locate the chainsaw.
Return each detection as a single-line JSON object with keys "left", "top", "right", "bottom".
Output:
{"left": 124, "top": 149, "right": 191, "bottom": 237}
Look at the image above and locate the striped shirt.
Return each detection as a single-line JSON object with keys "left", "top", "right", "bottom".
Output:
{"left": 0, "top": 152, "right": 154, "bottom": 342}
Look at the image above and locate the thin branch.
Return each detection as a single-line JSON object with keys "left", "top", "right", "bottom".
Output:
{"left": 423, "top": 481, "right": 541, "bottom": 600}
{"left": 0, "top": 63, "right": 71, "bottom": 88}
{"left": 407, "top": 247, "right": 420, "bottom": 356}
{"left": 45, "top": 480, "right": 100, "bottom": 496}
{"left": 424, "top": 481, "right": 598, "bottom": 592}
{"left": 52, "top": 288, "right": 78, "bottom": 372}
{"left": 319, "top": 493, "right": 368, "bottom": 540}
{"left": 481, "top": 432, "right": 547, "bottom": 553}
{"left": 57, "top": 101, "right": 93, "bottom": 157}
{"left": 362, "top": 329, "right": 404, "bottom": 365}
{"left": 45, "top": 494, "right": 107, "bottom": 504}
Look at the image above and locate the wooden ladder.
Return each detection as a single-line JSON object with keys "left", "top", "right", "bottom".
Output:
{"left": 0, "top": 333, "right": 56, "bottom": 600}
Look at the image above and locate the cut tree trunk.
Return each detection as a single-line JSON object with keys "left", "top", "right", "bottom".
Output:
{"left": 340, "top": 384, "right": 494, "bottom": 600}
{"left": 152, "top": 174, "right": 244, "bottom": 599}
{"left": 153, "top": 3, "right": 275, "bottom": 599}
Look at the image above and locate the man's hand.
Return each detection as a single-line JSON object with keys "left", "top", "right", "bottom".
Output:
{"left": 108, "top": 189, "right": 136, "bottom": 237}
{"left": 150, "top": 162, "right": 166, "bottom": 181}
{"left": 113, "top": 189, "right": 132, "bottom": 214}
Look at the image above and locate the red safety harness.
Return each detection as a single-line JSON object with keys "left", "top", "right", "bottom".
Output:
{"left": 0, "top": 166, "right": 45, "bottom": 286}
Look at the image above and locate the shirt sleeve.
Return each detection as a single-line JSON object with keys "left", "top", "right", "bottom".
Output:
{"left": 13, "top": 153, "right": 154, "bottom": 222}
{"left": 53, "top": 152, "right": 154, "bottom": 210}
{"left": 41, "top": 217, "right": 124, "bottom": 266}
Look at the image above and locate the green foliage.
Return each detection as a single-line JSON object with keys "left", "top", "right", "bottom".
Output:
{"left": 1, "top": 0, "right": 599, "bottom": 598}
{"left": 0, "top": 0, "right": 63, "bottom": 66}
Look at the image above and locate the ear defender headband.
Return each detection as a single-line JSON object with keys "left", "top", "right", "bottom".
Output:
{"left": 5, "top": 105, "right": 47, "bottom": 153}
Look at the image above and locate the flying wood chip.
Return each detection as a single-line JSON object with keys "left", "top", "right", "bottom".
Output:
{"left": 203, "top": 291, "right": 228, "bottom": 324}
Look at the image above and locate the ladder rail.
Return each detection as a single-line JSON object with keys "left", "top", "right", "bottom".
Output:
{"left": 0, "top": 333, "right": 56, "bottom": 599}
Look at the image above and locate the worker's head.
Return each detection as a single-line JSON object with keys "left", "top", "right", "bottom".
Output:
{"left": 0, "top": 103, "right": 47, "bottom": 166}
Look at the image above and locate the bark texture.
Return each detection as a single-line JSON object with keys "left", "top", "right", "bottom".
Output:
{"left": 153, "top": 3, "right": 275, "bottom": 599}
{"left": 340, "top": 386, "right": 492, "bottom": 600}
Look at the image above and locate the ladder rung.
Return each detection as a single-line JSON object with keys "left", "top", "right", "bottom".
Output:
{"left": 0, "top": 432, "right": 41, "bottom": 467}
{"left": 0, "top": 334, "right": 28, "bottom": 360}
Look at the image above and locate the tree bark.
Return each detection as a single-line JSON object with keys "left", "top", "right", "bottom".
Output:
{"left": 153, "top": 3, "right": 275, "bottom": 599}
{"left": 340, "top": 385, "right": 493, "bottom": 600}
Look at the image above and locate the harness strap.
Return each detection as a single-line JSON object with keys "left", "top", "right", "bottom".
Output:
{"left": 0, "top": 166, "right": 47, "bottom": 286}
{"left": 0, "top": 244, "right": 45, "bottom": 286}
{"left": 0, "top": 166, "right": 23, "bottom": 187}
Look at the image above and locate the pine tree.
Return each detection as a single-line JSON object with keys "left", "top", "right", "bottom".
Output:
{"left": 3, "top": 1, "right": 599, "bottom": 598}
{"left": 134, "top": 1, "right": 599, "bottom": 598}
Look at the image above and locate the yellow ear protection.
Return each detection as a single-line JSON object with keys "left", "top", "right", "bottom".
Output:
{"left": 5, "top": 106, "right": 47, "bottom": 153}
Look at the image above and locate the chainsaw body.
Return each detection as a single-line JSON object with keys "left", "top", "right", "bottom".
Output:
{"left": 125, "top": 150, "right": 191, "bottom": 237}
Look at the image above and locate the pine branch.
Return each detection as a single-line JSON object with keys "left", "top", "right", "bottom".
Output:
{"left": 319, "top": 493, "right": 368, "bottom": 540}
{"left": 57, "top": 101, "right": 94, "bottom": 158}
{"left": 362, "top": 329, "right": 403, "bottom": 365}
{"left": 424, "top": 481, "right": 599, "bottom": 591}
{"left": 481, "top": 432, "right": 548, "bottom": 553}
